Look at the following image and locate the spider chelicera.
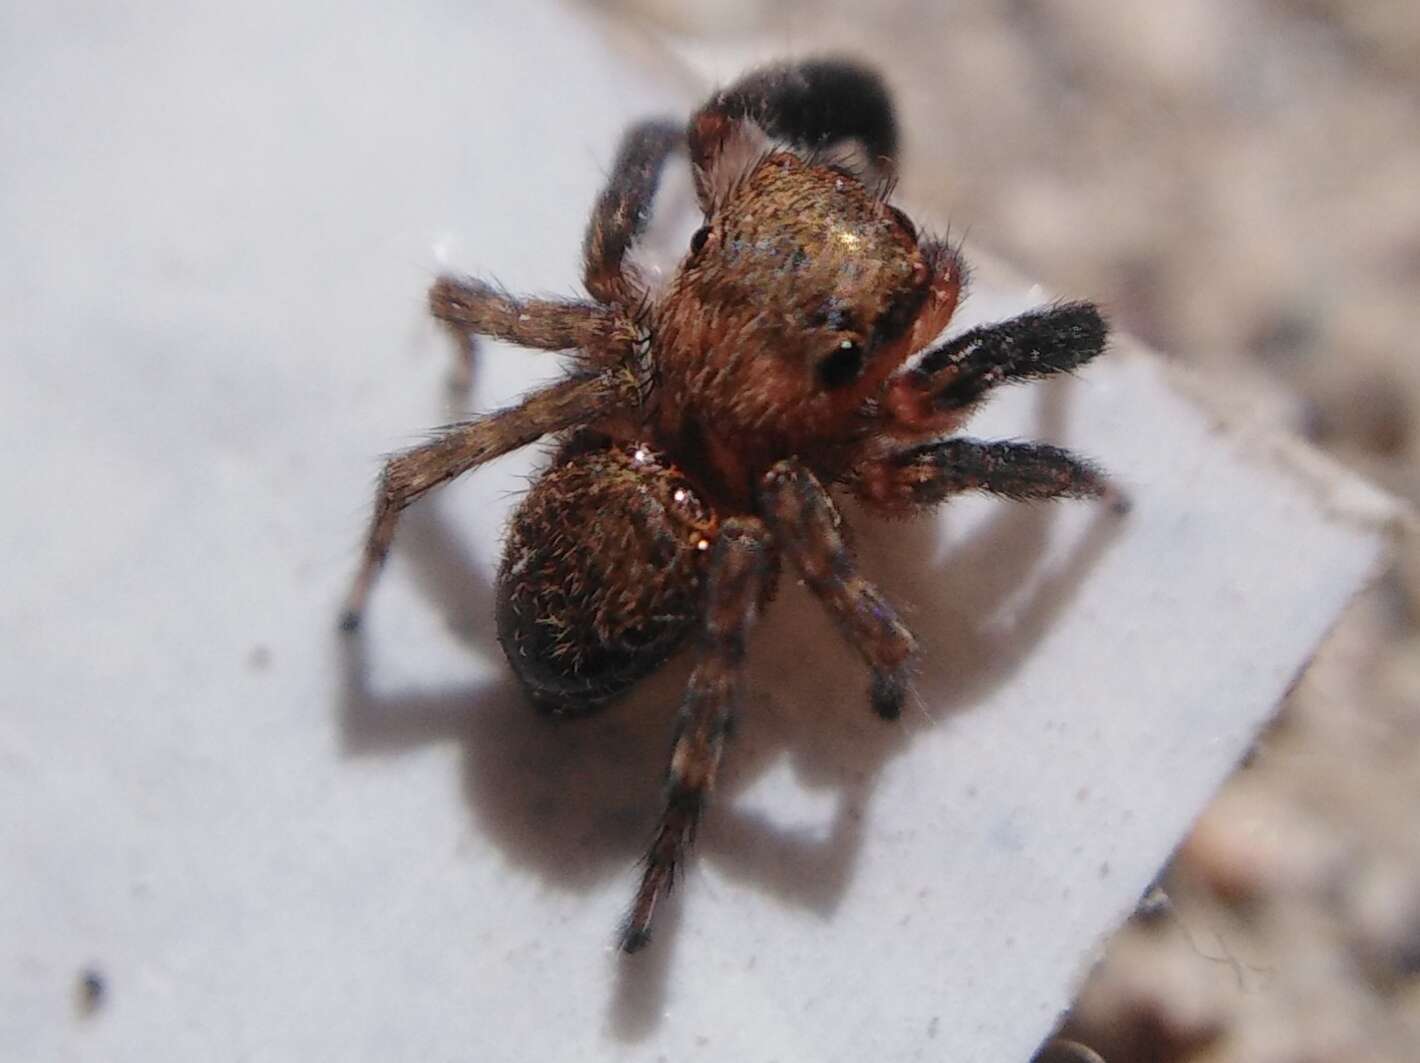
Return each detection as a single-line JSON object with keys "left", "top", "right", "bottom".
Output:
{"left": 341, "top": 59, "right": 1114, "bottom": 952}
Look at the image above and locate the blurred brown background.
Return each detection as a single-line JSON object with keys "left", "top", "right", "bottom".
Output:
{"left": 602, "top": 1, "right": 1420, "bottom": 1058}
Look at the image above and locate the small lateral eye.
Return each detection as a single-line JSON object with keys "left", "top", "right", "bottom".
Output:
{"left": 688, "top": 226, "right": 711, "bottom": 255}
{"left": 817, "top": 338, "right": 864, "bottom": 390}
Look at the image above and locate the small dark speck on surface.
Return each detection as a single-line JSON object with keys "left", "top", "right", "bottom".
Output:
{"left": 1098, "top": 861, "right": 1111, "bottom": 878}
{"left": 76, "top": 967, "right": 105, "bottom": 1017}
{"left": 694, "top": 1034, "right": 710, "bottom": 1047}
{"left": 247, "top": 644, "right": 272, "bottom": 671}
{"left": 1134, "top": 886, "right": 1172, "bottom": 926}
{"left": 927, "top": 1015, "right": 940, "bottom": 1039}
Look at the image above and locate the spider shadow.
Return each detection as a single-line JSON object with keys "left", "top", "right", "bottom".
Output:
{"left": 334, "top": 378, "right": 1125, "bottom": 1041}
{"left": 696, "top": 380, "right": 1125, "bottom": 918}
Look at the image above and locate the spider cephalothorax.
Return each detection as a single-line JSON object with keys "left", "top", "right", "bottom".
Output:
{"left": 342, "top": 60, "right": 1112, "bottom": 952}
{"left": 654, "top": 149, "right": 960, "bottom": 500}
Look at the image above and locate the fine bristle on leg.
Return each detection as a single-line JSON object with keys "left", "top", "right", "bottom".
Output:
{"left": 340, "top": 372, "right": 634, "bottom": 631}
{"left": 884, "top": 302, "right": 1108, "bottom": 435}
{"left": 621, "top": 518, "right": 770, "bottom": 953}
{"left": 582, "top": 119, "right": 683, "bottom": 307}
{"left": 853, "top": 438, "right": 1109, "bottom": 516}
{"left": 429, "top": 276, "right": 617, "bottom": 357}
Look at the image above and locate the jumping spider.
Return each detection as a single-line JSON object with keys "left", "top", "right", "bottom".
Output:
{"left": 342, "top": 60, "right": 1113, "bottom": 952}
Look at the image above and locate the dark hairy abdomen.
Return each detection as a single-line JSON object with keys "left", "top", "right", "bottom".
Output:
{"left": 496, "top": 438, "right": 718, "bottom": 716}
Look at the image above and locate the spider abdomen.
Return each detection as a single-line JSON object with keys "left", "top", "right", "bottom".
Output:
{"left": 496, "top": 440, "right": 719, "bottom": 716}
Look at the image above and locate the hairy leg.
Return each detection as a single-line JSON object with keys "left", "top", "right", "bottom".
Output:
{"left": 882, "top": 302, "right": 1107, "bottom": 436}
{"left": 428, "top": 276, "right": 631, "bottom": 366}
{"left": 689, "top": 59, "right": 899, "bottom": 209}
{"left": 852, "top": 438, "right": 1108, "bottom": 517}
{"left": 758, "top": 460, "right": 916, "bottom": 720}
{"left": 623, "top": 517, "right": 771, "bottom": 953}
{"left": 582, "top": 119, "right": 683, "bottom": 307}
{"left": 340, "top": 371, "right": 635, "bottom": 630}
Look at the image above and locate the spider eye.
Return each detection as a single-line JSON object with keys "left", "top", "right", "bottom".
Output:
{"left": 688, "top": 226, "right": 711, "bottom": 255}
{"left": 817, "top": 339, "right": 864, "bottom": 390}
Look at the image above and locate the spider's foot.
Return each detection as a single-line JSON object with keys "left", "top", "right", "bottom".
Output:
{"left": 337, "top": 609, "right": 362, "bottom": 633}
{"left": 870, "top": 668, "right": 907, "bottom": 720}
{"left": 619, "top": 924, "right": 652, "bottom": 955}
{"left": 622, "top": 861, "right": 671, "bottom": 954}
{"left": 429, "top": 275, "right": 497, "bottom": 328}
{"left": 427, "top": 274, "right": 465, "bottom": 320}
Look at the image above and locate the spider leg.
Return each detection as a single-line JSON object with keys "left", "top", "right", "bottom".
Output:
{"left": 852, "top": 438, "right": 1108, "bottom": 517}
{"left": 883, "top": 302, "right": 1108, "bottom": 436}
{"left": 340, "top": 371, "right": 635, "bottom": 631}
{"left": 622, "top": 517, "right": 771, "bottom": 953}
{"left": 759, "top": 460, "right": 916, "bottom": 720}
{"left": 582, "top": 118, "right": 684, "bottom": 307}
{"left": 428, "top": 276, "right": 629, "bottom": 367}
{"left": 689, "top": 59, "right": 898, "bottom": 209}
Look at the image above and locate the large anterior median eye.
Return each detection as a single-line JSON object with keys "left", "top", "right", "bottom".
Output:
{"left": 688, "top": 226, "right": 711, "bottom": 255}
{"left": 817, "top": 338, "right": 864, "bottom": 390}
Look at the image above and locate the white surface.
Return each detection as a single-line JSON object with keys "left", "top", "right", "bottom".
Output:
{"left": 0, "top": 4, "right": 1394, "bottom": 1062}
